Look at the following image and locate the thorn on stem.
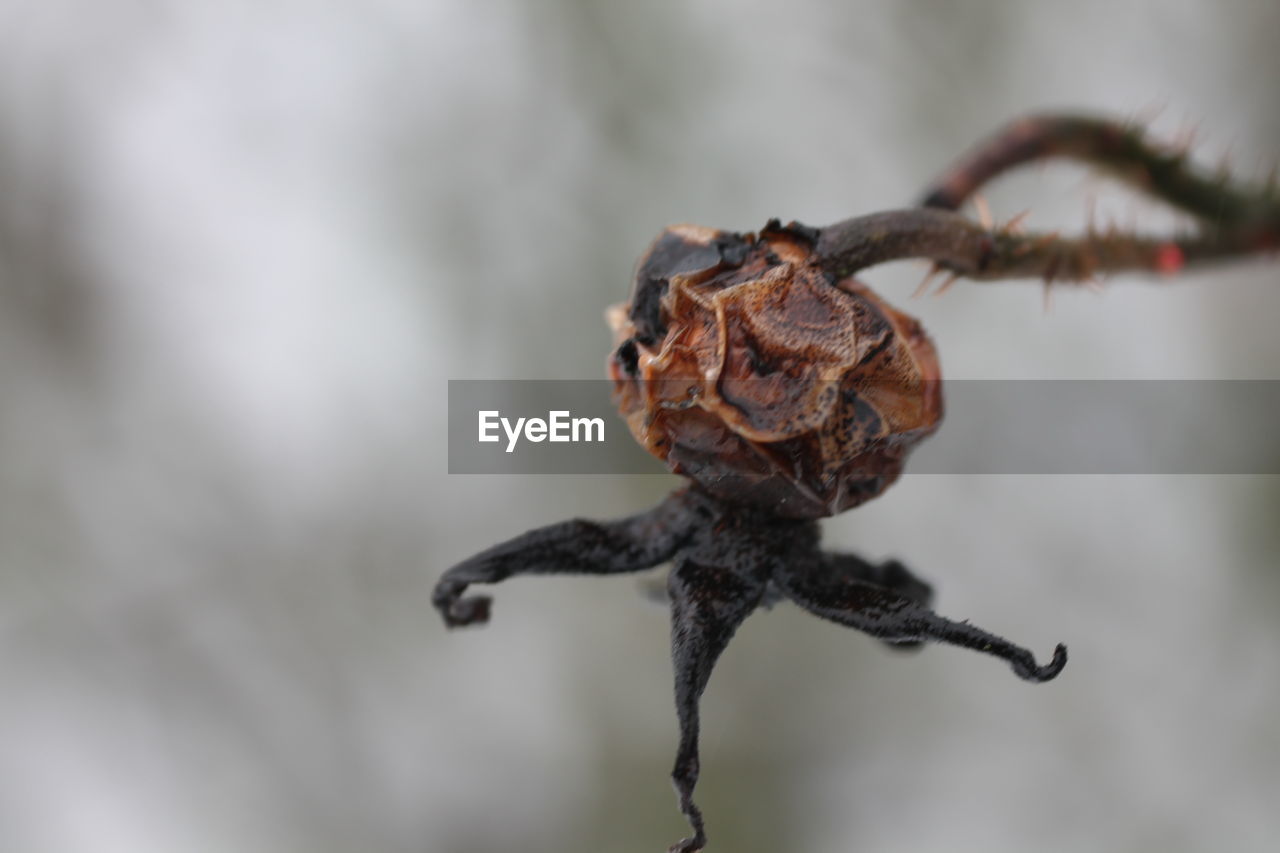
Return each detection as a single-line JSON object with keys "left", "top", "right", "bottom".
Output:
{"left": 972, "top": 193, "right": 994, "bottom": 229}
{"left": 912, "top": 262, "right": 943, "bottom": 298}
{"left": 1002, "top": 209, "right": 1031, "bottom": 235}
{"left": 932, "top": 272, "right": 960, "bottom": 297}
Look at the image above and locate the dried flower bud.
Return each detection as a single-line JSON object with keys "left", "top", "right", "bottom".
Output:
{"left": 608, "top": 220, "right": 943, "bottom": 519}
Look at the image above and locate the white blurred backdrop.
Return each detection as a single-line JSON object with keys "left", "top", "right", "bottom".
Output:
{"left": 1, "top": 2, "right": 1278, "bottom": 852}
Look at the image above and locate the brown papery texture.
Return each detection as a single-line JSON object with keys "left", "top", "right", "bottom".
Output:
{"left": 609, "top": 222, "right": 942, "bottom": 519}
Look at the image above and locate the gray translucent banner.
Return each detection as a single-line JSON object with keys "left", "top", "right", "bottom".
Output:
{"left": 448, "top": 380, "right": 1280, "bottom": 474}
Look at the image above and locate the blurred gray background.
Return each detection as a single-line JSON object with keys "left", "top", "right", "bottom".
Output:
{"left": 2, "top": 1, "right": 1279, "bottom": 852}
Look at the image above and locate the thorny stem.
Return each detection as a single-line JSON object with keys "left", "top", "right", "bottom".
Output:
{"left": 816, "top": 114, "right": 1280, "bottom": 283}
{"left": 816, "top": 206, "right": 1276, "bottom": 283}
{"left": 919, "top": 113, "right": 1279, "bottom": 222}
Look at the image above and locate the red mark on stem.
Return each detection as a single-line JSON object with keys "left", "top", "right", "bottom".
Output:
{"left": 1155, "top": 243, "right": 1184, "bottom": 275}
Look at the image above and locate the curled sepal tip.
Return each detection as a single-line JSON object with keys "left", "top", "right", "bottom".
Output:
{"left": 907, "top": 611, "right": 1069, "bottom": 685}
{"left": 432, "top": 580, "right": 493, "bottom": 628}
{"left": 1013, "top": 642, "right": 1068, "bottom": 683}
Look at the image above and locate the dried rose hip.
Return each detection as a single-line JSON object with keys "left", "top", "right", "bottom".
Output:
{"left": 608, "top": 219, "right": 943, "bottom": 519}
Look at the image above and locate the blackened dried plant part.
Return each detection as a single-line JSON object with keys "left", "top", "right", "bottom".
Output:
{"left": 433, "top": 487, "right": 1065, "bottom": 853}
{"left": 434, "top": 112, "right": 1278, "bottom": 853}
